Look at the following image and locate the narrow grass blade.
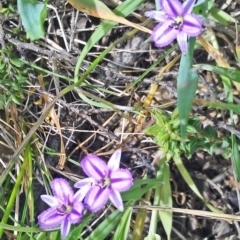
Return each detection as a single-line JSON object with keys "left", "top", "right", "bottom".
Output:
{"left": 0, "top": 141, "right": 32, "bottom": 237}
{"left": 197, "top": 35, "right": 239, "bottom": 91}
{"left": 0, "top": 223, "right": 42, "bottom": 232}
{"left": 72, "top": 0, "right": 147, "bottom": 82}
{"left": 158, "top": 163, "right": 172, "bottom": 240}
{"left": 173, "top": 154, "right": 222, "bottom": 214}
{"left": 209, "top": 7, "right": 235, "bottom": 26}
{"left": 113, "top": 208, "right": 132, "bottom": 240}
{"left": 145, "top": 160, "right": 172, "bottom": 240}
{"left": 125, "top": 44, "right": 177, "bottom": 92}
{"left": 196, "top": 64, "right": 240, "bottom": 82}
{"left": 232, "top": 135, "right": 240, "bottom": 181}
{"left": 195, "top": 99, "right": 240, "bottom": 115}
{"left": 85, "top": 210, "right": 123, "bottom": 240}
{"left": 121, "top": 179, "right": 161, "bottom": 201}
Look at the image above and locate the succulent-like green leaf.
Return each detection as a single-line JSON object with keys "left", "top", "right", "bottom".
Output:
{"left": 17, "top": 0, "right": 47, "bottom": 41}
{"left": 177, "top": 37, "right": 198, "bottom": 138}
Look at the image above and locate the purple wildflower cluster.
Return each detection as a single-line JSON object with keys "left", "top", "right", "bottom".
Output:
{"left": 146, "top": 0, "right": 202, "bottom": 54}
{"left": 38, "top": 148, "right": 133, "bottom": 239}
{"left": 37, "top": 0, "right": 203, "bottom": 238}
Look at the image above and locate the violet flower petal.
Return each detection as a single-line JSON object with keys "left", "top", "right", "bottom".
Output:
{"left": 38, "top": 207, "right": 65, "bottom": 229}
{"left": 145, "top": 10, "right": 166, "bottom": 21}
{"left": 110, "top": 169, "right": 133, "bottom": 192}
{"left": 182, "top": 14, "right": 202, "bottom": 36}
{"left": 74, "top": 183, "right": 93, "bottom": 202}
{"left": 177, "top": 32, "right": 188, "bottom": 54}
{"left": 40, "top": 195, "right": 59, "bottom": 207}
{"left": 51, "top": 178, "right": 74, "bottom": 204}
{"left": 182, "top": 0, "right": 195, "bottom": 14}
{"left": 85, "top": 186, "right": 110, "bottom": 212}
{"left": 152, "top": 21, "right": 179, "bottom": 48}
{"left": 81, "top": 155, "right": 108, "bottom": 180}
{"left": 161, "top": 0, "right": 183, "bottom": 17}
{"left": 74, "top": 178, "right": 95, "bottom": 188}
{"left": 61, "top": 218, "right": 71, "bottom": 239}
{"left": 109, "top": 190, "right": 124, "bottom": 212}
{"left": 68, "top": 203, "right": 83, "bottom": 223}
{"left": 108, "top": 148, "right": 121, "bottom": 171}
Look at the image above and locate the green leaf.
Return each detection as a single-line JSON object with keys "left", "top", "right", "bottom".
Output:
{"left": 186, "top": 125, "right": 198, "bottom": 134}
{"left": 35, "top": 232, "right": 47, "bottom": 240}
{"left": 11, "top": 95, "right": 21, "bottom": 105}
{"left": 11, "top": 82, "right": 20, "bottom": 90}
{"left": 193, "top": 0, "right": 211, "bottom": 16}
{"left": 113, "top": 208, "right": 132, "bottom": 240}
{"left": 78, "top": 92, "right": 112, "bottom": 109}
{"left": 121, "top": 179, "right": 161, "bottom": 201}
{"left": 187, "top": 138, "right": 205, "bottom": 156}
{"left": 144, "top": 234, "right": 161, "bottom": 240}
{"left": 17, "top": 0, "right": 47, "bottom": 41}
{"left": 209, "top": 7, "right": 235, "bottom": 26}
{"left": 15, "top": 75, "right": 27, "bottom": 83}
{"left": 204, "top": 142, "right": 217, "bottom": 155}
{"left": 0, "top": 223, "right": 43, "bottom": 232}
{"left": 0, "top": 95, "right": 5, "bottom": 109}
{"left": 177, "top": 37, "right": 198, "bottom": 138}
{"left": 202, "top": 101, "right": 240, "bottom": 115}
{"left": 65, "top": 214, "right": 93, "bottom": 240}
{"left": 203, "top": 125, "right": 218, "bottom": 139}
{"left": 232, "top": 135, "right": 240, "bottom": 181}
{"left": 173, "top": 154, "right": 222, "bottom": 213}
{"left": 188, "top": 118, "right": 201, "bottom": 132}
{"left": 196, "top": 64, "right": 240, "bottom": 82}
{"left": 85, "top": 210, "right": 123, "bottom": 240}
{"left": 10, "top": 58, "right": 25, "bottom": 67}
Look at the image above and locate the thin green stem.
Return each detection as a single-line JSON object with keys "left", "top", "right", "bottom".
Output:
{"left": 0, "top": 142, "right": 30, "bottom": 237}
{"left": 148, "top": 170, "right": 161, "bottom": 237}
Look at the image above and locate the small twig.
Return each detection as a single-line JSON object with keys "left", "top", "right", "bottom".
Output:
{"left": 217, "top": 121, "right": 240, "bottom": 140}
{"left": 69, "top": 9, "right": 79, "bottom": 51}
{"left": 0, "top": 17, "right": 6, "bottom": 49}
{"left": 47, "top": 4, "right": 69, "bottom": 51}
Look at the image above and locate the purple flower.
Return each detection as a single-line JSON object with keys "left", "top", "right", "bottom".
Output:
{"left": 38, "top": 178, "right": 86, "bottom": 239}
{"left": 74, "top": 149, "right": 133, "bottom": 212}
{"left": 145, "top": 0, "right": 202, "bottom": 54}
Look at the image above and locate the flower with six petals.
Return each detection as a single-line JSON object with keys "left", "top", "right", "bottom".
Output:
{"left": 74, "top": 148, "right": 133, "bottom": 212}
{"left": 145, "top": 0, "right": 202, "bottom": 54}
{"left": 38, "top": 178, "right": 86, "bottom": 239}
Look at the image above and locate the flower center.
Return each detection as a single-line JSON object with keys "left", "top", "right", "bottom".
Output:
{"left": 170, "top": 15, "right": 183, "bottom": 29}
{"left": 99, "top": 177, "right": 111, "bottom": 188}
{"left": 57, "top": 204, "right": 72, "bottom": 215}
